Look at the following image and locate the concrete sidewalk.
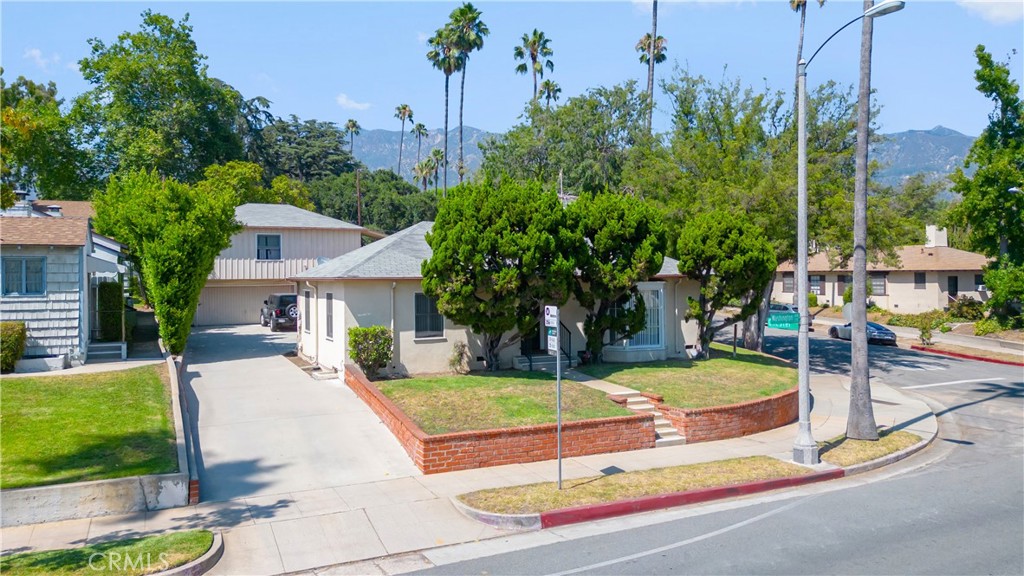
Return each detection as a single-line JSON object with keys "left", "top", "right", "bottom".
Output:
{"left": 811, "top": 315, "right": 1024, "bottom": 354}
{"left": 0, "top": 373, "right": 937, "bottom": 576}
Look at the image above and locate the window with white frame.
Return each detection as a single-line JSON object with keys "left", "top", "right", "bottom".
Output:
{"left": 609, "top": 283, "right": 665, "bottom": 349}
{"left": 870, "top": 273, "right": 887, "bottom": 296}
{"left": 809, "top": 275, "right": 825, "bottom": 296}
{"left": 256, "top": 234, "right": 281, "bottom": 260}
{"left": 325, "top": 292, "right": 334, "bottom": 340}
{"left": 415, "top": 293, "right": 444, "bottom": 338}
{"left": 2, "top": 257, "right": 45, "bottom": 296}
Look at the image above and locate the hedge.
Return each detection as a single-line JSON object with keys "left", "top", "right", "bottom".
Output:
{"left": 348, "top": 326, "right": 393, "bottom": 380}
{"left": 1, "top": 322, "right": 27, "bottom": 373}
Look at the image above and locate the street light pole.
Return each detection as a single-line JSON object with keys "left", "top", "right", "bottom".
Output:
{"left": 793, "top": 0, "right": 904, "bottom": 464}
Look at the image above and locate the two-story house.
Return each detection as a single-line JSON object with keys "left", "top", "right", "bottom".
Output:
{"left": 194, "top": 203, "right": 369, "bottom": 326}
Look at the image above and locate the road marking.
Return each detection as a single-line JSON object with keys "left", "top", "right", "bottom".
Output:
{"left": 904, "top": 377, "right": 1005, "bottom": 390}
{"left": 546, "top": 496, "right": 815, "bottom": 576}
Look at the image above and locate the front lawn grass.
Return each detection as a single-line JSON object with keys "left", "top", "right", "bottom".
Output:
{"left": 458, "top": 456, "right": 810, "bottom": 514}
{"left": 377, "top": 371, "right": 631, "bottom": 435}
{"left": 0, "top": 530, "right": 212, "bottom": 576}
{"left": 578, "top": 343, "right": 795, "bottom": 408}
{"left": 819, "top": 429, "right": 922, "bottom": 467}
{"left": 0, "top": 365, "right": 178, "bottom": 489}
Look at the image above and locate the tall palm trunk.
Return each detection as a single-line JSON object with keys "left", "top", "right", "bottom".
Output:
{"left": 459, "top": 64, "right": 467, "bottom": 183}
{"left": 647, "top": 0, "right": 658, "bottom": 132}
{"left": 350, "top": 133, "right": 355, "bottom": 154}
{"left": 398, "top": 118, "right": 406, "bottom": 176}
{"left": 416, "top": 134, "right": 423, "bottom": 164}
{"left": 532, "top": 63, "right": 538, "bottom": 100}
{"left": 443, "top": 75, "right": 450, "bottom": 196}
{"left": 848, "top": 0, "right": 879, "bottom": 441}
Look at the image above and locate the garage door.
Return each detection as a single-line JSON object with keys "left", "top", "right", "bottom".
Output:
{"left": 195, "top": 284, "right": 293, "bottom": 326}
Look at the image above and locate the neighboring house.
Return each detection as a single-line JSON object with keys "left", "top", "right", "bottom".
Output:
{"left": 290, "top": 222, "right": 701, "bottom": 375}
{"left": 774, "top": 228, "right": 990, "bottom": 314}
{"left": 0, "top": 215, "right": 123, "bottom": 366}
{"left": 194, "top": 203, "right": 369, "bottom": 326}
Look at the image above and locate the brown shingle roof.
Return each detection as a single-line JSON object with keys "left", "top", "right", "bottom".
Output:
{"left": 777, "top": 245, "right": 991, "bottom": 273}
{"left": 31, "top": 200, "right": 95, "bottom": 219}
{"left": 0, "top": 217, "right": 89, "bottom": 246}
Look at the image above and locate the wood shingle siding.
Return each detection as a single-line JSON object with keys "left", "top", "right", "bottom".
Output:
{"left": 0, "top": 246, "right": 82, "bottom": 357}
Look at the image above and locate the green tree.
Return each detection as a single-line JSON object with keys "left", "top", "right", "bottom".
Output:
{"left": 74, "top": 11, "right": 245, "bottom": 182}
{"left": 513, "top": 29, "right": 554, "bottom": 101}
{"left": 421, "top": 179, "right": 575, "bottom": 369}
{"left": 566, "top": 192, "right": 667, "bottom": 360}
{"left": 539, "top": 79, "right": 561, "bottom": 108}
{"left": 260, "top": 115, "right": 356, "bottom": 183}
{"left": 196, "top": 161, "right": 315, "bottom": 210}
{"left": 412, "top": 158, "right": 433, "bottom": 191}
{"left": 345, "top": 119, "right": 361, "bottom": 154}
{"left": 309, "top": 169, "right": 435, "bottom": 234}
{"left": 411, "top": 122, "right": 428, "bottom": 165}
{"left": 429, "top": 148, "right": 445, "bottom": 194}
{"left": 448, "top": 3, "right": 488, "bottom": 183}
{"left": 426, "top": 27, "right": 460, "bottom": 195}
{"left": 394, "top": 104, "right": 414, "bottom": 175}
{"left": 675, "top": 211, "right": 776, "bottom": 359}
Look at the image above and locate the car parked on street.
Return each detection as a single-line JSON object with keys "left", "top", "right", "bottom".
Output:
{"left": 260, "top": 293, "right": 299, "bottom": 331}
{"left": 828, "top": 321, "right": 897, "bottom": 345}
{"left": 769, "top": 303, "right": 799, "bottom": 315}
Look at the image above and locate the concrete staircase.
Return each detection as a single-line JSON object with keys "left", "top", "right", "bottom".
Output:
{"left": 618, "top": 391, "right": 685, "bottom": 447}
{"left": 512, "top": 354, "right": 572, "bottom": 373}
{"left": 87, "top": 342, "right": 126, "bottom": 363}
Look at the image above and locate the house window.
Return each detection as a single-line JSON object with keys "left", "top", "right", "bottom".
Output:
{"left": 2, "top": 257, "right": 45, "bottom": 296}
{"left": 304, "top": 290, "right": 311, "bottom": 333}
{"left": 836, "top": 274, "right": 849, "bottom": 294}
{"left": 325, "top": 292, "right": 334, "bottom": 340}
{"left": 974, "top": 274, "right": 984, "bottom": 288}
{"left": 415, "top": 293, "right": 444, "bottom": 338}
{"left": 809, "top": 275, "right": 825, "bottom": 296}
{"left": 609, "top": 283, "right": 665, "bottom": 349}
{"left": 782, "top": 272, "right": 794, "bottom": 293}
{"left": 870, "top": 273, "right": 887, "bottom": 296}
{"left": 256, "top": 234, "right": 281, "bottom": 261}
{"left": 914, "top": 272, "right": 926, "bottom": 289}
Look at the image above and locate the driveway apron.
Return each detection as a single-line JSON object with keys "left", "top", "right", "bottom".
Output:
{"left": 184, "top": 325, "right": 420, "bottom": 502}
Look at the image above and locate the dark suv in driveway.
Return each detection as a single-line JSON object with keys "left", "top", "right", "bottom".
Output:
{"left": 260, "top": 293, "right": 299, "bottom": 331}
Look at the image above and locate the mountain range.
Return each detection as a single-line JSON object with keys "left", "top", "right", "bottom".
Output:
{"left": 352, "top": 125, "right": 976, "bottom": 191}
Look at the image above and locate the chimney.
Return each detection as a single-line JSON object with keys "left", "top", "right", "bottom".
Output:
{"left": 45, "top": 205, "right": 63, "bottom": 217}
{"left": 925, "top": 225, "right": 948, "bottom": 248}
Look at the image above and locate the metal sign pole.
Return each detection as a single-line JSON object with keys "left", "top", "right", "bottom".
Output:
{"left": 544, "top": 305, "right": 563, "bottom": 490}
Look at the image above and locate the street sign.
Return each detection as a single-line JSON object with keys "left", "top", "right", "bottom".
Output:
{"left": 544, "top": 305, "right": 558, "bottom": 328}
{"left": 547, "top": 327, "right": 559, "bottom": 355}
{"left": 767, "top": 312, "right": 800, "bottom": 331}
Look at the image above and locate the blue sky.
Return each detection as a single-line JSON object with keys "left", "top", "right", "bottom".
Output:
{"left": 2, "top": 1, "right": 1022, "bottom": 138}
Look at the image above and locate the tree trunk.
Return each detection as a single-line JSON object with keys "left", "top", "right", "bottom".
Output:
{"left": 647, "top": 0, "right": 658, "bottom": 133}
{"left": 742, "top": 281, "right": 773, "bottom": 351}
{"left": 443, "top": 75, "right": 450, "bottom": 197}
{"left": 398, "top": 119, "right": 406, "bottom": 176}
{"left": 532, "top": 63, "right": 538, "bottom": 101}
{"left": 416, "top": 134, "right": 422, "bottom": 165}
{"left": 848, "top": 0, "right": 879, "bottom": 441}
{"left": 459, "top": 65, "right": 467, "bottom": 184}
{"left": 485, "top": 334, "right": 502, "bottom": 371}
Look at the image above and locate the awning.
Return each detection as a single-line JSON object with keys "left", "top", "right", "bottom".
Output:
{"left": 87, "top": 255, "right": 125, "bottom": 274}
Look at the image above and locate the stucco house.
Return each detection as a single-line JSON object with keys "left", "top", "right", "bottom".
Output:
{"left": 773, "top": 228, "right": 990, "bottom": 314}
{"left": 0, "top": 215, "right": 124, "bottom": 368}
{"left": 194, "top": 203, "right": 371, "bottom": 326}
{"left": 290, "top": 221, "right": 702, "bottom": 375}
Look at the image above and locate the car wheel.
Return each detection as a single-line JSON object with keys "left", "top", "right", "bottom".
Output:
{"left": 270, "top": 319, "right": 278, "bottom": 332}
{"left": 260, "top": 312, "right": 268, "bottom": 327}
{"left": 286, "top": 303, "right": 299, "bottom": 320}
{"left": 828, "top": 327, "right": 838, "bottom": 339}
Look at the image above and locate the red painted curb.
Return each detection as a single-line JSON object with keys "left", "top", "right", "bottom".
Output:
{"left": 910, "top": 345, "right": 1024, "bottom": 367}
{"left": 539, "top": 469, "right": 845, "bottom": 529}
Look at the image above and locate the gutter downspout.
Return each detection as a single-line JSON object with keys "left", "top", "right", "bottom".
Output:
{"left": 305, "top": 281, "right": 318, "bottom": 367}
{"left": 390, "top": 281, "right": 397, "bottom": 372}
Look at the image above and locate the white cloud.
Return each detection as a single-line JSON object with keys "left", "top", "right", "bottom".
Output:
{"left": 957, "top": 0, "right": 1024, "bottom": 23}
{"left": 23, "top": 48, "right": 60, "bottom": 71}
{"left": 335, "top": 93, "right": 371, "bottom": 111}
{"left": 417, "top": 31, "right": 431, "bottom": 45}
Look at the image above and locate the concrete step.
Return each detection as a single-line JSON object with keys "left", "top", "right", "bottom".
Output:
{"left": 89, "top": 342, "right": 123, "bottom": 351}
{"left": 655, "top": 435, "right": 686, "bottom": 447}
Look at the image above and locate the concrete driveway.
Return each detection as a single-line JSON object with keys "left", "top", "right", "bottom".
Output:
{"left": 184, "top": 324, "right": 420, "bottom": 502}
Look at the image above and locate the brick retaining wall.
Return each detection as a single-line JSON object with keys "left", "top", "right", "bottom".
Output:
{"left": 655, "top": 388, "right": 798, "bottom": 444}
{"left": 344, "top": 364, "right": 655, "bottom": 474}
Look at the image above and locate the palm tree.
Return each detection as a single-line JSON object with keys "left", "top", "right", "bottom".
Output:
{"left": 345, "top": 118, "right": 361, "bottom": 154}
{"left": 636, "top": 32, "right": 667, "bottom": 130}
{"left": 513, "top": 29, "right": 554, "bottom": 100}
{"left": 539, "top": 79, "right": 561, "bottom": 109}
{"left": 429, "top": 148, "right": 445, "bottom": 195}
{"left": 848, "top": 0, "right": 879, "bottom": 441}
{"left": 413, "top": 158, "right": 434, "bottom": 192}
{"left": 427, "top": 27, "right": 461, "bottom": 196}
{"left": 411, "top": 122, "right": 428, "bottom": 165}
{"left": 449, "top": 3, "right": 489, "bottom": 184}
{"left": 394, "top": 104, "right": 414, "bottom": 176}
{"left": 791, "top": 0, "right": 827, "bottom": 90}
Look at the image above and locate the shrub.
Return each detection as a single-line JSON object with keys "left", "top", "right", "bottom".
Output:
{"left": 348, "top": 326, "right": 393, "bottom": 379}
{"left": 919, "top": 325, "right": 933, "bottom": 345}
{"left": 949, "top": 295, "right": 984, "bottom": 321}
{"left": 842, "top": 282, "right": 873, "bottom": 305}
{"left": 939, "top": 324, "right": 952, "bottom": 333}
{"left": 974, "top": 315, "right": 1022, "bottom": 336}
{"left": 448, "top": 341, "right": 470, "bottom": 374}
{"left": 807, "top": 293, "right": 819, "bottom": 308}
{"left": 1, "top": 322, "right": 27, "bottom": 373}
{"left": 888, "top": 310, "right": 948, "bottom": 330}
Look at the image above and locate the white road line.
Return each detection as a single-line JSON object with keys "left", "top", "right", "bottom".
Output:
{"left": 904, "top": 377, "right": 1005, "bottom": 390}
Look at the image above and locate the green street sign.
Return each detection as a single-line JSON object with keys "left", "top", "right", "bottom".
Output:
{"left": 767, "top": 312, "right": 800, "bottom": 331}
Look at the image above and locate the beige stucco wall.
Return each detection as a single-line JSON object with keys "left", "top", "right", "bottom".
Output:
{"left": 771, "top": 270, "right": 988, "bottom": 314}
{"left": 210, "top": 227, "right": 362, "bottom": 281}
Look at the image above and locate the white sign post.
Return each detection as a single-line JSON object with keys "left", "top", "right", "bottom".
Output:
{"left": 544, "top": 305, "right": 563, "bottom": 490}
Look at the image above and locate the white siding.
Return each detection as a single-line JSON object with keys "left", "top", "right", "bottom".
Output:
{"left": 209, "top": 227, "right": 361, "bottom": 281}
{"left": 195, "top": 283, "right": 294, "bottom": 326}
{"left": 0, "top": 246, "right": 83, "bottom": 357}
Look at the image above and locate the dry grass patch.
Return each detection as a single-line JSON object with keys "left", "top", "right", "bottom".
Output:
{"left": 0, "top": 530, "right": 212, "bottom": 575}
{"left": 920, "top": 343, "right": 1023, "bottom": 364}
{"left": 458, "top": 456, "right": 810, "bottom": 514}
{"left": 819, "top": 429, "right": 922, "bottom": 467}
{"left": 579, "top": 343, "right": 795, "bottom": 408}
{"left": 377, "top": 371, "right": 631, "bottom": 435}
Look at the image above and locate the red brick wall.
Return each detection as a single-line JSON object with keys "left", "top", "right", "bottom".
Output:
{"left": 344, "top": 364, "right": 656, "bottom": 474}
{"left": 656, "top": 388, "right": 798, "bottom": 444}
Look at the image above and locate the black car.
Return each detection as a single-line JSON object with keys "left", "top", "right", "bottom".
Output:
{"left": 260, "top": 293, "right": 299, "bottom": 331}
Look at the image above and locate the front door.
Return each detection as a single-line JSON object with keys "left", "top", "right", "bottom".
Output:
{"left": 947, "top": 275, "right": 959, "bottom": 298}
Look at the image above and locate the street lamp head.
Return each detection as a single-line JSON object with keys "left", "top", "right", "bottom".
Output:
{"left": 864, "top": 0, "right": 906, "bottom": 18}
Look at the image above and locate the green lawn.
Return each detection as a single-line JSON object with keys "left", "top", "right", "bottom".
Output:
{"left": 579, "top": 343, "right": 796, "bottom": 408}
{"left": 0, "top": 365, "right": 178, "bottom": 489}
{"left": 377, "top": 371, "right": 632, "bottom": 435}
{"left": 0, "top": 530, "right": 212, "bottom": 576}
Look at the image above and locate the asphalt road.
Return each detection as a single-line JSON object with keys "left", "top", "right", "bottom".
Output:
{"left": 415, "top": 330, "right": 1023, "bottom": 575}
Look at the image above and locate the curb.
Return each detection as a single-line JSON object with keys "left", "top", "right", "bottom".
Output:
{"left": 843, "top": 427, "right": 938, "bottom": 477}
{"left": 158, "top": 532, "right": 223, "bottom": 576}
{"left": 450, "top": 497, "right": 541, "bottom": 531}
{"left": 909, "top": 345, "right": 1024, "bottom": 367}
